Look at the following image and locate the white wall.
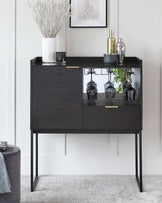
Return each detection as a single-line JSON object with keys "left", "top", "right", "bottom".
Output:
{"left": 1, "top": 0, "right": 162, "bottom": 175}
{"left": 0, "top": 0, "right": 15, "bottom": 144}
{"left": 0, "top": 1, "right": 9, "bottom": 141}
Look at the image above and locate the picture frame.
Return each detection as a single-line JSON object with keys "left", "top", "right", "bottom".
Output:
{"left": 70, "top": 0, "right": 107, "bottom": 28}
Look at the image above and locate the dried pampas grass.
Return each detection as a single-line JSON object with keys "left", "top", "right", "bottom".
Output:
{"left": 27, "top": 0, "right": 71, "bottom": 38}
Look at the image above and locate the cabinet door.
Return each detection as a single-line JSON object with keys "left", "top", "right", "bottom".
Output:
{"left": 31, "top": 66, "right": 82, "bottom": 130}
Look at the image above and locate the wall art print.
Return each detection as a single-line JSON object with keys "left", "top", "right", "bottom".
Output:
{"left": 70, "top": 0, "right": 107, "bottom": 28}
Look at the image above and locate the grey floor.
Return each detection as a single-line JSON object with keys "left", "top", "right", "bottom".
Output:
{"left": 21, "top": 176, "right": 162, "bottom": 203}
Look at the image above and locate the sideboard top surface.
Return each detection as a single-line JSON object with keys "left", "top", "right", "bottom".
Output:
{"left": 31, "top": 57, "right": 142, "bottom": 68}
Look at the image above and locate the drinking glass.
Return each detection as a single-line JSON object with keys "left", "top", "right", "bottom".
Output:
{"left": 104, "top": 68, "right": 116, "bottom": 98}
{"left": 125, "top": 70, "right": 136, "bottom": 101}
{"left": 86, "top": 68, "right": 98, "bottom": 100}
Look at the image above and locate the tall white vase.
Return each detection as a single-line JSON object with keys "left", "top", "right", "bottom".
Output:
{"left": 42, "top": 38, "right": 56, "bottom": 63}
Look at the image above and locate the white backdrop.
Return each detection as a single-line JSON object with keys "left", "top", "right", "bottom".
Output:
{"left": 0, "top": 0, "right": 162, "bottom": 175}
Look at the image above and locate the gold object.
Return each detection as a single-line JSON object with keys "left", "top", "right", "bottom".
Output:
{"left": 105, "top": 106, "right": 119, "bottom": 109}
{"left": 107, "top": 29, "right": 116, "bottom": 54}
{"left": 66, "top": 66, "right": 80, "bottom": 69}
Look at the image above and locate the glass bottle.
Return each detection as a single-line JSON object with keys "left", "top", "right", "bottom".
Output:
{"left": 107, "top": 29, "right": 116, "bottom": 54}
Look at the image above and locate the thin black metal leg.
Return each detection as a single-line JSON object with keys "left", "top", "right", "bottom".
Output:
{"left": 31, "top": 131, "right": 39, "bottom": 192}
{"left": 135, "top": 132, "right": 143, "bottom": 192}
{"left": 36, "top": 133, "right": 38, "bottom": 177}
{"left": 139, "top": 131, "right": 143, "bottom": 192}
{"left": 31, "top": 131, "right": 34, "bottom": 192}
{"left": 135, "top": 134, "right": 138, "bottom": 180}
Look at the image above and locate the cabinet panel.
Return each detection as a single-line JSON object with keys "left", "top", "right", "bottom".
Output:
{"left": 31, "top": 66, "right": 82, "bottom": 130}
{"left": 83, "top": 106, "right": 140, "bottom": 130}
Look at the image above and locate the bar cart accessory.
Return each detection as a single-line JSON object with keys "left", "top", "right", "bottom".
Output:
{"left": 116, "top": 38, "right": 126, "bottom": 66}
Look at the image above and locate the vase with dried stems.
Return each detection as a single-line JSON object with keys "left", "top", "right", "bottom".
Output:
{"left": 27, "top": 0, "right": 71, "bottom": 63}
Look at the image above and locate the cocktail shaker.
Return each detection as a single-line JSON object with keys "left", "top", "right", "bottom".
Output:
{"left": 116, "top": 38, "right": 126, "bottom": 65}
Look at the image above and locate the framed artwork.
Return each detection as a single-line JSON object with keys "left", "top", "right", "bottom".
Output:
{"left": 70, "top": 0, "right": 107, "bottom": 28}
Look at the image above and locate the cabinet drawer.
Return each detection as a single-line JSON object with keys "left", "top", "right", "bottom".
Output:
{"left": 83, "top": 106, "right": 141, "bottom": 130}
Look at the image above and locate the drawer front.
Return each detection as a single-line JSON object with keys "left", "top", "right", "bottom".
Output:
{"left": 31, "top": 67, "right": 82, "bottom": 130}
{"left": 83, "top": 106, "right": 141, "bottom": 130}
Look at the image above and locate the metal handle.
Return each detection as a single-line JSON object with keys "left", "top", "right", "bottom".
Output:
{"left": 66, "top": 66, "right": 80, "bottom": 69}
{"left": 105, "top": 106, "right": 119, "bottom": 109}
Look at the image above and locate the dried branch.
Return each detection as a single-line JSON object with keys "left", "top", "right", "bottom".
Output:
{"left": 27, "top": 0, "right": 71, "bottom": 38}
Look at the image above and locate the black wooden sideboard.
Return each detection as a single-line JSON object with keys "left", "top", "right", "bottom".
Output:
{"left": 30, "top": 57, "right": 143, "bottom": 192}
